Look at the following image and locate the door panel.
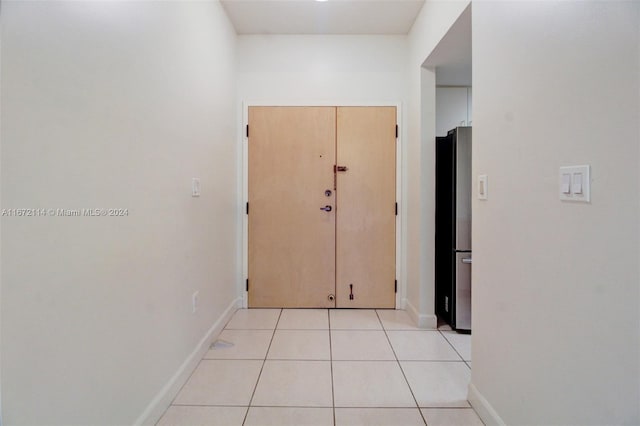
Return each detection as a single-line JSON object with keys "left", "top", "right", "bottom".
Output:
{"left": 248, "top": 106, "right": 336, "bottom": 308}
{"left": 335, "top": 107, "right": 396, "bottom": 308}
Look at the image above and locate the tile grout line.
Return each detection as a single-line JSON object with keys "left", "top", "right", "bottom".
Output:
{"left": 172, "top": 403, "right": 479, "bottom": 409}
{"left": 437, "top": 329, "right": 468, "bottom": 363}
{"left": 158, "top": 310, "right": 275, "bottom": 424}
{"left": 241, "top": 308, "right": 283, "bottom": 426}
{"left": 158, "top": 310, "right": 265, "bottom": 424}
{"left": 375, "top": 310, "right": 428, "bottom": 426}
{"left": 171, "top": 403, "right": 250, "bottom": 408}
{"left": 328, "top": 309, "right": 337, "bottom": 426}
{"left": 209, "top": 358, "right": 467, "bottom": 362}
{"left": 156, "top": 348, "right": 209, "bottom": 423}
{"left": 437, "top": 329, "right": 478, "bottom": 414}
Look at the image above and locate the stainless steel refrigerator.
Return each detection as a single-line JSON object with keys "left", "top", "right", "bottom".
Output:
{"left": 435, "top": 126, "right": 472, "bottom": 332}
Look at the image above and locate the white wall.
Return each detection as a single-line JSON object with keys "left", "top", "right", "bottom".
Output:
{"left": 470, "top": 2, "right": 640, "bottom": 424}
{"left": 238, "top": 35, "right": 406, "bottom": 103}
{"left": 406, "top": 0, "right": 470, "bottom": 326}
{"left": 237, "top": 34, "right": 408, "bottom": 304}
{"left": 1, "top": 1, "right": 238, "bottom": 424}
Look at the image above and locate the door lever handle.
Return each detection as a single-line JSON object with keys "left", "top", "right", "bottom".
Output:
{"left": 320, "top": 205, "right": 332, "bottom": 212}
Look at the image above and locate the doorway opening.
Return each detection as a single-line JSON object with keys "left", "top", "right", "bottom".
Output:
{"left": 423, "top": 3, "right": 473, "bottom": 332}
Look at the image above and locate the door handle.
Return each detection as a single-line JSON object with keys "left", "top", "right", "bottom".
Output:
{"left": 320, "top": 205, "right": 332, "bottom": 212}
{"left": 461, "top": 258, "right": 472, "bottom": 264}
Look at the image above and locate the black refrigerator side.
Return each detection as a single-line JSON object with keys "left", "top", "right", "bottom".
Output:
{"left": 435, "top": 134, "right": 455, "bottom": 326}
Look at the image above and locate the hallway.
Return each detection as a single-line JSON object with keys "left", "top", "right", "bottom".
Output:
{"left": 157, "top": 309, "right": 482, "bottom": 425}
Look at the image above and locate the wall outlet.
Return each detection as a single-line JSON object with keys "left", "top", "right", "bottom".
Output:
{"left": 192, "top": 291, "right": 199, "bottom": 313}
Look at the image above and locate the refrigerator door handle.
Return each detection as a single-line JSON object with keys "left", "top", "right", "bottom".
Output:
{"left": 461, "top": 258, "right": 472, "bottom": 264}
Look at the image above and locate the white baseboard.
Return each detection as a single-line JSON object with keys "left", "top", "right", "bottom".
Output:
{"left": 134, "top": 297, "right": 241, "bottom": 426}
{"left": 405, "top": 299, "right": 437, "bottom": 329}
{"left": 468, "top": 382, "right": 506, "bottom": 426}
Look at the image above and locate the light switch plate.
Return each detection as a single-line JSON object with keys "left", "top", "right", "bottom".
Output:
{"left": 192, "top": 178, "right": 201, "bottom": 197}
{"left": 559, "top": 165, "right": 590, "bottom": 202}
{"left": 478, "top": 175, "right": 488, "bottom": 200}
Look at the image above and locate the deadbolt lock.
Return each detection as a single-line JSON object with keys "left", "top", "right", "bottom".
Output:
{"left": 328, "top": 294, "right": 335, "bottom": 301}
{"left": 325, "top": 189, "right": 332, "bottom": 197}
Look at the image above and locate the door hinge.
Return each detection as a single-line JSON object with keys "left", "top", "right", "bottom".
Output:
{"left": 395, "top": 279, "right": 397, "bottom": 293}
{"left": 246, "top": 124, "right": 249, "bottom": 138}
{"left": 395, "top": 202, "right": 398, "bottom": 216}
{"left": 395, "top": 124, "right": 398, "bottom": 139}
{"left": 246, "top": 202, "right": 249, "bottom": 215}
{"left": 246, "top": 279, "right": 249, "bottom": 291}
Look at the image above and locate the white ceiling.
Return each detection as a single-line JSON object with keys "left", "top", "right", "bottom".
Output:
{"left": 220, "top": 0, "right": 426, "bottom": 35}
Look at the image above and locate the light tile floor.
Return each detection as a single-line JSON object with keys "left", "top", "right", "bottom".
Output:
{"left": 158, "top": 309, "right": 483, "bottom": 426}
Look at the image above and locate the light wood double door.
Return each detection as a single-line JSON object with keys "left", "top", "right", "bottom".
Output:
{"left": 248, "top": 106, "right": 396, "bottom": 308}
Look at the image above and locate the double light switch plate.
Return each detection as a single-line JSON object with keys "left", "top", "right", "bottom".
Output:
{"left": 559, "top": 165, "right": 590, "bottom": 202}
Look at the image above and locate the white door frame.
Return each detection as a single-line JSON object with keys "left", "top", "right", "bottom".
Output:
{"left": 239, "top": 101, "right": 405, "bottom": 310}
